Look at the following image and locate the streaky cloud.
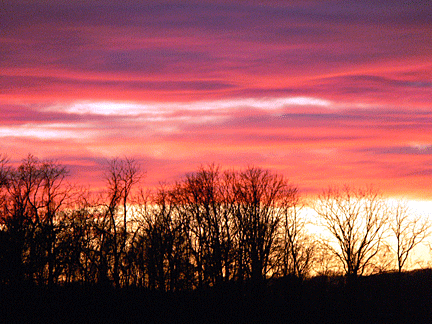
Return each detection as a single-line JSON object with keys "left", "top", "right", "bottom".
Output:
{"left": 50, "top": 97, "right": 332, "bottom": 116}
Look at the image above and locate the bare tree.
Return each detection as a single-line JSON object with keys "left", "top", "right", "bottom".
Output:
{"left": 103, "top": 157, "right": 142, "bottom": 287}
{"left": 105, "top": 157, "right": 142, "bottom": 239}
{"left": 232, "top": 167, "right": 297, "bottom": 285}
{"left": 313, "top": 242, "right": 341, "bottom": 277}
{"left": 0, "top": 154, "right": 9, "bottom": 187}
{"left": 127, "top": 184, "right": 195, "bottom": 291}
{"left": 277, "top": 198, "right": 315, "bottom": 280}
{"left": 169, "top": 164, "right": 230, "bottom": 288}
{"left": 314, "top": 186, "right": 388, "bottom": 281}
{"left": 389, "top": 200, "right": 430, "bottom": 273}
{"left": 0, "top": 155, "right": 71, "bottom": 285}
{"left": 39, "top": 159, "right": 70, "bottom": 286}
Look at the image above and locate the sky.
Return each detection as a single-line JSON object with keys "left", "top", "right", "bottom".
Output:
{"left": 1, "top": 0, "right": 432, "bottom": 198}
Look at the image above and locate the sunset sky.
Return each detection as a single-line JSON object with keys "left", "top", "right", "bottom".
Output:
{"left": 1, "top": 0, "right": 432, "bottom": 198}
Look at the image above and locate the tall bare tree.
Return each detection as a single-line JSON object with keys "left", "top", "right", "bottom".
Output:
{"left": 389, "top": 200, "right": 430, "bottom": 273}
{"left": 0, "top": 155, "right": 71, "bottom": 285}
{"left": 232, "top": 167, "right": 297, "bottom": 284}
{"left": 314, "top": 186, "right": 388, "bottom": 281}
{"left": 277, "top": 198, "right": 315, "bottom": 279}
{"left": 170, "top": 164, "right": 230, "bottom": 288}
{"left": 104, "top": 157, "right": 142, "bottom": 287}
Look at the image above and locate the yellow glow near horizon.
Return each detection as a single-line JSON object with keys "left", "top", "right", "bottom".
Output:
{"left": 301, "top": 198, "right": 432, "bottom": 272}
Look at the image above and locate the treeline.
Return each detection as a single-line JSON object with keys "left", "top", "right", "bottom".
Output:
{"left": 0, "top": 155, "right": 429, "bottom": 290}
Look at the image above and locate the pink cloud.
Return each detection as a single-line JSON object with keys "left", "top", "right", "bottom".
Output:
{"left": 1, "top": 1, "right": 432, "bottom": 198}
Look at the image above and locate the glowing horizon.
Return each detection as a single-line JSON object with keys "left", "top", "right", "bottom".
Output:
{"left": 1, "top": 0, "right": 432, "bottom": 199}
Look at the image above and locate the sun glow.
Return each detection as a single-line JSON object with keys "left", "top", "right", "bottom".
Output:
{"left": 302, "top": 197, "right": 432, "bottom": 272}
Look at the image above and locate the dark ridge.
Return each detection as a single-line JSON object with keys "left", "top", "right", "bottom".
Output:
{"left": 1, "top": 270, "right": 432, "bottom": 323}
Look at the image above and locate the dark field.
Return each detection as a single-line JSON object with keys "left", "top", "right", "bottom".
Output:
{"left": 2, "top": 270, "right": 432, "bottom": 323}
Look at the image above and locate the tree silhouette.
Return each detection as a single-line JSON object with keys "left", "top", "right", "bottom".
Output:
{"left": 3, "top": 151, "right": 432, "bottom": 307}
{"left": 231, "top": 167, "right": 297, "bottom": 285}
{"left": 314, "top": 186, "right": 388, "bottom": 281}
{"left": 172, "top": 164, "right": 234, "bottom": 288}
{"left": 135, "top": 186, "right": 192, "bottom": 291}
{"left": 389, "top": 200, "right": 430, "bottom": 273}
{"left": 276, "top": 196, "right": 315, "bottom": 279}
{"left": 0, "top": 155, "right": 71, "bottom": 285}
{"left": 102, "top": 157, "right": 142, "bottom": 287}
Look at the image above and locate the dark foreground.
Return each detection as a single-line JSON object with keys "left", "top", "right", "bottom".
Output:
{"left": 1, "top": 270, "right": 432, "bottom": 323}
